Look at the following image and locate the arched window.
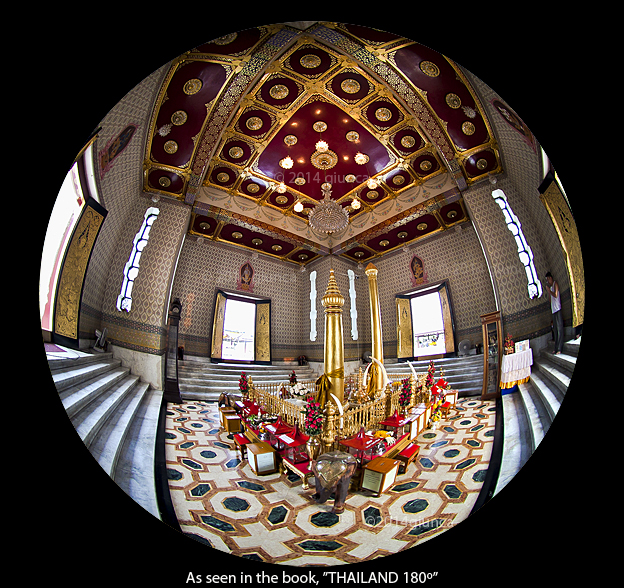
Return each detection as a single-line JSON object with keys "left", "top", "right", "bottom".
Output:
{"left": 492, "top": 189, "right": 542, "bottom": 300}
{"left": 117, "top": 207, "right": 160, "bottom": 312}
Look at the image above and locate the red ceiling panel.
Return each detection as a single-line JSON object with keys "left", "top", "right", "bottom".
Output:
{"left": 195, "top": 28, "right": 262, "bottom": 55}
{"left": 287, "top": 46, "right": 334, "bottom": 77}
{"left": 464, "top": 149, "right": 498, "bottom": 177}
{"left": 147, "top": 169, "right": 185, "bottom": 194}
{"left": 256, "top": 100, "right": 391, "bottom": 201}
{"left": 258, "top": 76, "right": 302, "bottom": 108}
{"left": 151, "top": 61, "right": 227, "bottom": 168}
{"left": 219, "top": 223, "right": 296, "bottom": 257}
{"left": 192, "top": 215, "right": 218, "bottom": 236}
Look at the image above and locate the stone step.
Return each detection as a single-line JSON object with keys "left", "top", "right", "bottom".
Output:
{"left": 87, "top": 380, "right": 151, "bottom": 477}
{"left": 46, "top": 346, "right": 162, "bottom": 521}
{"left": 517, "top": 381, "right": 550, "bottom": 452}
{"left": 52, "top": 358, "right": 122, "bottom": 392}
{"left": 534, "top": 358, "right": 571, "bottom": 398}
{"left": 59, "top": 366, "right": 131, "bottom": 419}
{"left": 114, "top": 388, "right": 163, "bottom": 519}
{"left": 524, "top": 369, "right": 562, "bottom": 422}
{"left": 178, "top": 367, "right": 316, "bottom": 379}
{"left": 71, "top": 373, "right": 141, "bottom": 448}
{"left": 495, "top": 336, "right": 579, "bottom": 497}
{"left": 496, "top": 390, "right": 532, "bottom": 495}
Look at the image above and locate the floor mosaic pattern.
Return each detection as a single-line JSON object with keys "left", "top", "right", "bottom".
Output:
{"left": 165, "top": 398, "right": 496, "bottom": 566}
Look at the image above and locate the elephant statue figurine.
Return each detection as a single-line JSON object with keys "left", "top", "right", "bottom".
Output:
{"left": 309, "top": 451, "right": 357, "bottom": 514}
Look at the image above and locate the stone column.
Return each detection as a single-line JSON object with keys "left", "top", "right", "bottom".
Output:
{"left": 321, "top": 269, "right": 345, "bottom": 405}
{"left": 365, "top": 262, "right": 385, "bottom": 394}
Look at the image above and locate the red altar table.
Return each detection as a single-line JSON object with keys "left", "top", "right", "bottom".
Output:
{"left": 340, "top": 428, "right": 382, "bottom": 466}
{"left": 264, "top": 417, "right": 295, "bottom": 451}
{"left": 379, "top": 410, "right": 414, "bottom": 438}
{"left": 278, "top": 426, "right": 309, "bottom": 464}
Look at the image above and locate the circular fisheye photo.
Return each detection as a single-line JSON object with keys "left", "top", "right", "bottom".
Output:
{"left": 39, "top": 19, "right": 586, "bottom": 578}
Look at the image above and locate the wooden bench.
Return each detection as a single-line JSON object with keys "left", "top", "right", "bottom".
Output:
{"left": 396, "top": 442, "right": 420, "bottom": 474}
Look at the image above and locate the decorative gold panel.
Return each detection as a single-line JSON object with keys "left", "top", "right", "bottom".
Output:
{"left": 540, "top": 179, "right": 585, "bottom": 327}
{"left": 211, "top": 292, "right": 226, "bottom": 359}
{"left": 255, "top": 301, "right": 271, "bottom": 362}
{"left": 396, "top": 297, "right": 413, "bottom": 359}
{"left": 439, "top": 285, "right": 455, "bottom": 354}
{"left": 54, "top": 200, "right": 106, "bottom": 341}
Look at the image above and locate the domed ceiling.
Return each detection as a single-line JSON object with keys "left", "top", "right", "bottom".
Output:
{"left": 142, "top": 22, "right": 501, "bottom": 265}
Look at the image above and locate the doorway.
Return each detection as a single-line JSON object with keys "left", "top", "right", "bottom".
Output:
{"left": 410, "top": 291, "right": 445, "bottom": 357}
{"left": 210, "top": 290, "right": 272, "bottom": 364}
{"left": 396, "top": 280, "right": 456, "bottom": 360}
{"left": 222, "top": 298, "right": 256, "bottom": 361}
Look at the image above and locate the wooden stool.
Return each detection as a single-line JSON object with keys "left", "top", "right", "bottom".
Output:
{"left": 233, "top": 433, "right": 251, "bottom": 459}
{"left": 397, "top": 443, "right": 420, "bottom": 474}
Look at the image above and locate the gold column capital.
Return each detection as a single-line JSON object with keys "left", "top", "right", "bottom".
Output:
{"left": 322, "top": 269, "right": 345, "bottom": 309}
{"left": 364, "top": 262, "right": 378, "bottom": 278}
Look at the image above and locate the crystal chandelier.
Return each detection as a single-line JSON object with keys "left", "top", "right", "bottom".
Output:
{"left": 308, "top": 183, "right": 349, "bottom": 234}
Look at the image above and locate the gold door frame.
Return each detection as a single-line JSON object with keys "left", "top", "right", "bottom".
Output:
{"left": 395, "top": 279, "right": 457, "bottom": 360}
{"left": 210, "top": 291, "right": 227, "bottom": 361}
{"left": 254, "top": 300, "right": 271, "bottom": 364}
{"left": 396, "top": 296, "right": 413, "bottom": 359}
{"left": 210, "top": 289, "right": 271, "bottom": 364}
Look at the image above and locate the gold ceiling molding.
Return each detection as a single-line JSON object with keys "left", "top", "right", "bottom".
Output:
{"left": 142, "top": 22, "right": 501, "bottom": 264}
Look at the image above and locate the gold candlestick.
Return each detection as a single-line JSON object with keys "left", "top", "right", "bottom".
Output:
{"left": 365, "top": 262, "right": 385, "bottom": 395}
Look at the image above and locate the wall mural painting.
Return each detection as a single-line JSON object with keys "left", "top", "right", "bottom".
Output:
{"left": 99, "top": 124, "right": 138, "bottom": 178}
{"left": 410, "top": 254, "right": 428, "bottom": 287}
{"left": 237, "top": 261, "right": 255, "bottom": 292}
{"left": 491, "top": 99, "right": 535, "bottom": 151}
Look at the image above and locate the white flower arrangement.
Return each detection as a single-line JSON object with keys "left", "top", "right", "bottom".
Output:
{"left": 289, "top": 382, "right": 310, "bottom": 396}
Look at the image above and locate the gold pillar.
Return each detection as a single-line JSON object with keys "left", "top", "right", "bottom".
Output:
{"left": 365, "top": 262, "right": 385, "bottom": 394}
{"left": 321, "top": 269, "right": 345, "bottom": 405}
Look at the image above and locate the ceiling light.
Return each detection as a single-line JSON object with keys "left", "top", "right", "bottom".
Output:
{"left": 308, "top": 184, "right": 349, "bottom": 234}
{"left": 276, "top": 182, "right": 287, "bottom": 193}
{"left": 351, "top": 197, "right": 361, "bottom": 210}
{"left": 315, "top": 139, "right": 329, "bottom": 153}
{"left": 280, "top": 156, "right": 293, "bottom": 169}
{"left": 294, "top": 201, "right": 304, "bottom": 213}
{"left": 354, "top": 152, "right": 369, "bottom": 165}
{"left": 366, "top": 177, "right": 379, "bottom": 190}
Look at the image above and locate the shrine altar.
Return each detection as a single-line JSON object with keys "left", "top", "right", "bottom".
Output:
{"left": 500, "top": 348, "right": 533, "bottom": 389}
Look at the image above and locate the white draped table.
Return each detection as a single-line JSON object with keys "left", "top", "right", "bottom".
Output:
{"left": 500, "top": 348, "right": 533, "bottom": 389}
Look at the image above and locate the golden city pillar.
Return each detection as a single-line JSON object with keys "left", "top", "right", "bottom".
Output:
{"left": 320, "top": 269, "right": 345, "bottom": 406}
{"left": 365, "top": 262, "right": 385, "bottom": 395}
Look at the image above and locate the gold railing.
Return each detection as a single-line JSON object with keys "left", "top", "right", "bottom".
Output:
{"left": 247, "top": 378, "right": 317, "bottom": 428}
{"left": 245, "top": 369, "right": 432, "bottom": 451}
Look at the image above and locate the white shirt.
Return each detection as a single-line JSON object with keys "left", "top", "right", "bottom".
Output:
{"left": 550, "top": 282, "right": 561, "bottom": 313}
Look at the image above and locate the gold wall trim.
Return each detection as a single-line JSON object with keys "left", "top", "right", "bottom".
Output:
{"left": 255, "top": 301, "right": 271, "bottom": 362}
{"left": 539, "top": 178, "right": 585, "bottom": 327}
{"left": 54, "top": 199, "right": 107, "bottom": 342}
{"left": 396, "top": 297, "right": 413, "bottom": 359}
{"left": 211, "top": 292, "right": 227, "bottom": 359}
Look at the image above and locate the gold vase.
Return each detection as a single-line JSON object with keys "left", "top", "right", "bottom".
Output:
{"left": 306, "top": 435, "right": 321, "bottom": 461}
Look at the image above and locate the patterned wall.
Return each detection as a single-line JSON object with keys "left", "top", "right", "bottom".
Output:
{"left": 168, "top": 223, "right": 495, "bottom": 363}
{"left": 372, "top": 224, "right": 496, "bottom": 355}
{"left": 460, "top": 67, "right": 574, "bottom": 341}
{"left": 78, "top": 61, "right": 191, "bottom": 354}
{"left": 171, "top": 238, "right": 306, "bottom": 359}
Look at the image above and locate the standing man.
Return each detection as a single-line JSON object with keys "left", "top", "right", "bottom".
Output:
{"left": 545, "top": 272, "right": 563, "bottom": 355}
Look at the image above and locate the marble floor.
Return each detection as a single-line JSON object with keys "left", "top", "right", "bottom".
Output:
{"left": 164, "top": 398, "right": 496, "bottom": 566}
